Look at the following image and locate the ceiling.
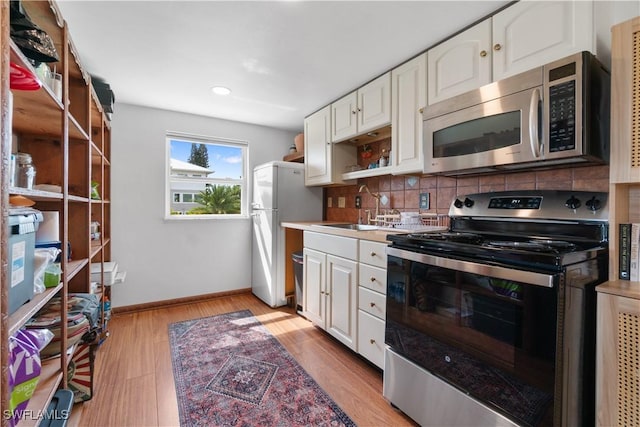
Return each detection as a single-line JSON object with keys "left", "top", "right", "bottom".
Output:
{"left": 56, "top": 1, "right": 509, "bottom": 132}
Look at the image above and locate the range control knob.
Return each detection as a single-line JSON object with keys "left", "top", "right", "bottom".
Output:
{"left": 464, "top": 197, "right": 475, "bottom": 208}
{"left": 454, "top": 198, "right": 464, "bottom": 208}
{"left": 586, "top": 196, "right": 602, "bottom": 212}
{"left": 565, "top": 195, "right": 581, "bottom": 210}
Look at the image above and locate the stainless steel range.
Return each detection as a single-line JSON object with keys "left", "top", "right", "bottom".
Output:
{"left": 383, "top": 190, "right": 608, "bottom": 427}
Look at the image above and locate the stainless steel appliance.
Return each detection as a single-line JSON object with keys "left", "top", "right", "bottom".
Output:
{"left": 251, "top": 161, "right": 322, "bottom": 307}
{"left": 423, "top": 51, "right": 610, "bottom": 176}
{"left": 383, "top": 190, "right": 608, "bottom": 427}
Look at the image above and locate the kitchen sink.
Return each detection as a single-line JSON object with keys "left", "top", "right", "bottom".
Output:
{"left": 313, "top": 223, "right": 380, "bottom": 231}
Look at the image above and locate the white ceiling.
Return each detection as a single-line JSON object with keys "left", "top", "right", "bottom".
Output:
{"left": 56, "top": 1, "right": 509, "bottom": 132}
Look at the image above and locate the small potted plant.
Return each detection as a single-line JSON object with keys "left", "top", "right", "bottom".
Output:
{"left": 360, "top": 144, "right": 372, "bottom": 159}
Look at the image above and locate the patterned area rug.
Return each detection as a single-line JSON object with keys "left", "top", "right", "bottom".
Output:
{"left": 169, "top": 310, "right": 356, "bottom": 427}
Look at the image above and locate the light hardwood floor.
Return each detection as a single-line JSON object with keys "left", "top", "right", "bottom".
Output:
{"left": 76, "top": 292, "right": 417, "bottom": 426}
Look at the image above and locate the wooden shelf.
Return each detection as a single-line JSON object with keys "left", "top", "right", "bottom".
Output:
{"left": 8, "top": 285, "right": 63, "bottom": 337}
{"left": 342, "top": 166, "right": 393, "bottom": 180}
{"left": 597, "top": 281, "right": 640, "bottom": 299}
{"left": 283, "top": 152, "right": 304, "bottom": 163}
{"left": 9, "top": 186, "right": 63, "bottom": 201}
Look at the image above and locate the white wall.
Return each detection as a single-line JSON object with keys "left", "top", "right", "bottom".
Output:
{"left": 594, "top": 1, "right": 640, "bottom": 70}
{"left": 110, "top": 103, "right": 296, "bottom": 307}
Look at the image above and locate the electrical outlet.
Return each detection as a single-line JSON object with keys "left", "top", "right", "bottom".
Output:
{"left": 338, "top": 197, "right": 346, "bottom": 208}
{"left": 355, "top": 195, "right": 361, "bottom": 209}
{"left": 419, "top": 193, "right": 430, "bottom": 209}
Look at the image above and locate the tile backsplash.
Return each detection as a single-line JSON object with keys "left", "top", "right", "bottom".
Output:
{"left": 325, "top": 165, "right": 610, "bottom": 223}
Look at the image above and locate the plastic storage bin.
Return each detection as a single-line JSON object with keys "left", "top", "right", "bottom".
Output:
{"left": 8, "top": 210, "right": 42, "bottom": 314}
{"left": 292, "top": 251, "right": 304, "bottom": 313}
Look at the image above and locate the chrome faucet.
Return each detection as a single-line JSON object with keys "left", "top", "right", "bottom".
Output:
{"left": 358, "top": 184, "right": 381, "bottom": 224}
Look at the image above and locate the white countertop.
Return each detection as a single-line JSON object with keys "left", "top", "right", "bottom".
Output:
{"left": 281, "top": 221, "right": 447, "bottom": 243}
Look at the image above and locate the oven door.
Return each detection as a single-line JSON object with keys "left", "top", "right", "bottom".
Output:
{"left": 423, "top": 85, "right": 543, "bottom": 175}
{"left": 385, "top": 246, "right": 559, "bottom": 427}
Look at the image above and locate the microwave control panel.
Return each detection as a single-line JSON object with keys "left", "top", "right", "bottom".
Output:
{"left": 548, "top": 80, "right": 576, "bottom": 152}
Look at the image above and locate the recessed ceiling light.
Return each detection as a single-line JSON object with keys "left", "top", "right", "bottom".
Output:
{"left": 211, "top": 86, "right": 231, "bottom": 96}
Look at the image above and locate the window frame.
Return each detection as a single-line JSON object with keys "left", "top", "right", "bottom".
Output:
{"left": 165, "top": 131, "right": 249, "bottom": 220}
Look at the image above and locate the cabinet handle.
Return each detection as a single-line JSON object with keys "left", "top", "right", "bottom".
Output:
{"left": 370, "top": 339, "right": 376, "bottom": 344}
{"left": 325, "top": 292, "right": 330, "bottom": 296}
{"left": 370, "top": 276, "right": 376, "bottom": 282}
{"left": 370, "top": 302, "right": 376, "bottom": 307}
{"left": 493, "top": 43, "right": 502, "bottom": 51}
{"left": 352, "top": 110, "right": 357, "bottom": 115}
{"left": 419, "top": 107, "right": 424, "bottom": 114}
{"left": 480, "top": 50, "right": 487, "bottom": 57}
{"left": 320, "top": 291, "right": 325, "bottom": 295}
{"left": 357, "top": 108, "right": 362, "bottom": 112}
{"left": 370, "top": 252, "right": 376, "bottom": 257}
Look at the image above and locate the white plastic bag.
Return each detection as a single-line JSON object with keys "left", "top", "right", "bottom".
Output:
{"left": 33, "top": 247, "right": 60, "bottom": 293}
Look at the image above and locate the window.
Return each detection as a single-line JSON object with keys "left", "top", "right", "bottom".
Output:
{"left": 166, "top": 132, "right": 248, "bottom": 218}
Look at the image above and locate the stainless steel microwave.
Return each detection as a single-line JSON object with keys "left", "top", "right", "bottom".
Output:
{"left": 423, "top": 51, "right": 610, "bottom": 176}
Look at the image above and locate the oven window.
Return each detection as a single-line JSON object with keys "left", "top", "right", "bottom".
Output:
{"left": 433, "top": 111, "right": 521, "bottom": 158}
{"left": 386, "top": 255, "right": 557, "bottom": 426}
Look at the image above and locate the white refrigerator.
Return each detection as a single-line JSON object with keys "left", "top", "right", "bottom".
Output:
{"left": 251, "top": 161, "right": 322, "bottom": 307}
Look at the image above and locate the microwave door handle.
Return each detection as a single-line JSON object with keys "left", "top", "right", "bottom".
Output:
{"left": 529, "top": 88, "right": 542, "bottom": 158}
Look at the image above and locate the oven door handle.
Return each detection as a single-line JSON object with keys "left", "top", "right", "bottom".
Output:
{"left": 387, "top": 247, "right": 557, "bottom": 288}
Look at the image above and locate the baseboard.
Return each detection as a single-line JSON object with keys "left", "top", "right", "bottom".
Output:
{"left": 112, "top": 288, "right": 252, "bottom": 314}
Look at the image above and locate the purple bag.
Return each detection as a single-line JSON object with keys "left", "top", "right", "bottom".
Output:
{"left": 8, "top": 329, "right": 53, "bottom": 426}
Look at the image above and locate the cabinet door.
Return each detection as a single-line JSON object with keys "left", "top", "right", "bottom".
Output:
{"left": 304, "top": 105, "right": 332, "bottom": 186}
{"left": 331, "top": 91, "right": 358, "bottom": 143}
{"left": 392, "top": 53, "right": 427, "bottom": 174}
{"left": 492, "top": 0, "right": 594, "bottom": 80}
{"left": 326, "top": 254, "right": 358, "bottom": 350}
{"left": 303, "top": 248, "right": 326, "bottom": 327}
{"left": 596, "top": 291, "right": 640, "bottom": 427}
{"left": 358, "top": 72, "right": 391, "bottom": 134}
{"left": 427, "top": 19, "right": 491, "bottom": 105}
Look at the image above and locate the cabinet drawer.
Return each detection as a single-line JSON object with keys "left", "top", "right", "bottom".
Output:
{"left": 358, "top": 286, "right": 386, "bottom": 320}
{"left": 304, "top": 231, "right": 358, "bottom": 260}
{"left": 358, "top": 263, "right": 387, "bottom": 294}
{"left": 359, "top": 240, "right": 387, "bottom": 268}
{"left": 358, "top": 310, "right": 385, "bottom": 369}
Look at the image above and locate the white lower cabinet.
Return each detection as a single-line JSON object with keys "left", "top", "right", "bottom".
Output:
{"left": 303, "top": 232, "right": 358, "bottom": 350}
{"left": 303, "top": 232, "right": 388, "bottom": 367}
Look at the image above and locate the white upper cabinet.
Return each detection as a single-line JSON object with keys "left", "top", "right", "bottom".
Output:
{"left": 304, "top": 105, "right": 333, "bottom": 186}
{"left": 492, "top": 0, "right": 594, "bottom": 80}
{"left": 392, "top": 53, "right": 427, "bottom": 174}
{"left": 427, "top": 0, "right": 595, "bottom": 105}
{"left": 331, "top": 72, "right": 391, "bottom": 143}
{"left": 427, "top": 19, "right": 492, "bottom": 105}
{"left": 304, "top": 105, "right": 356, "bottom": 186}
{"left": 331, "top": 91, "right": 358, "bottom": 143}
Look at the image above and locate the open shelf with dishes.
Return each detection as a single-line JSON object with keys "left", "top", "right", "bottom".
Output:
{"left": 1, "top": 0, "right": 113, "bottom": 423}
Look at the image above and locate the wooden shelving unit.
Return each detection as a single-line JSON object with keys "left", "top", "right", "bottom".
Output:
{"left": 1, "top": 1, "right": 112, "bottom": 424}
{"left": 596, "top": 16, "right": 640, "bottom": 427}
